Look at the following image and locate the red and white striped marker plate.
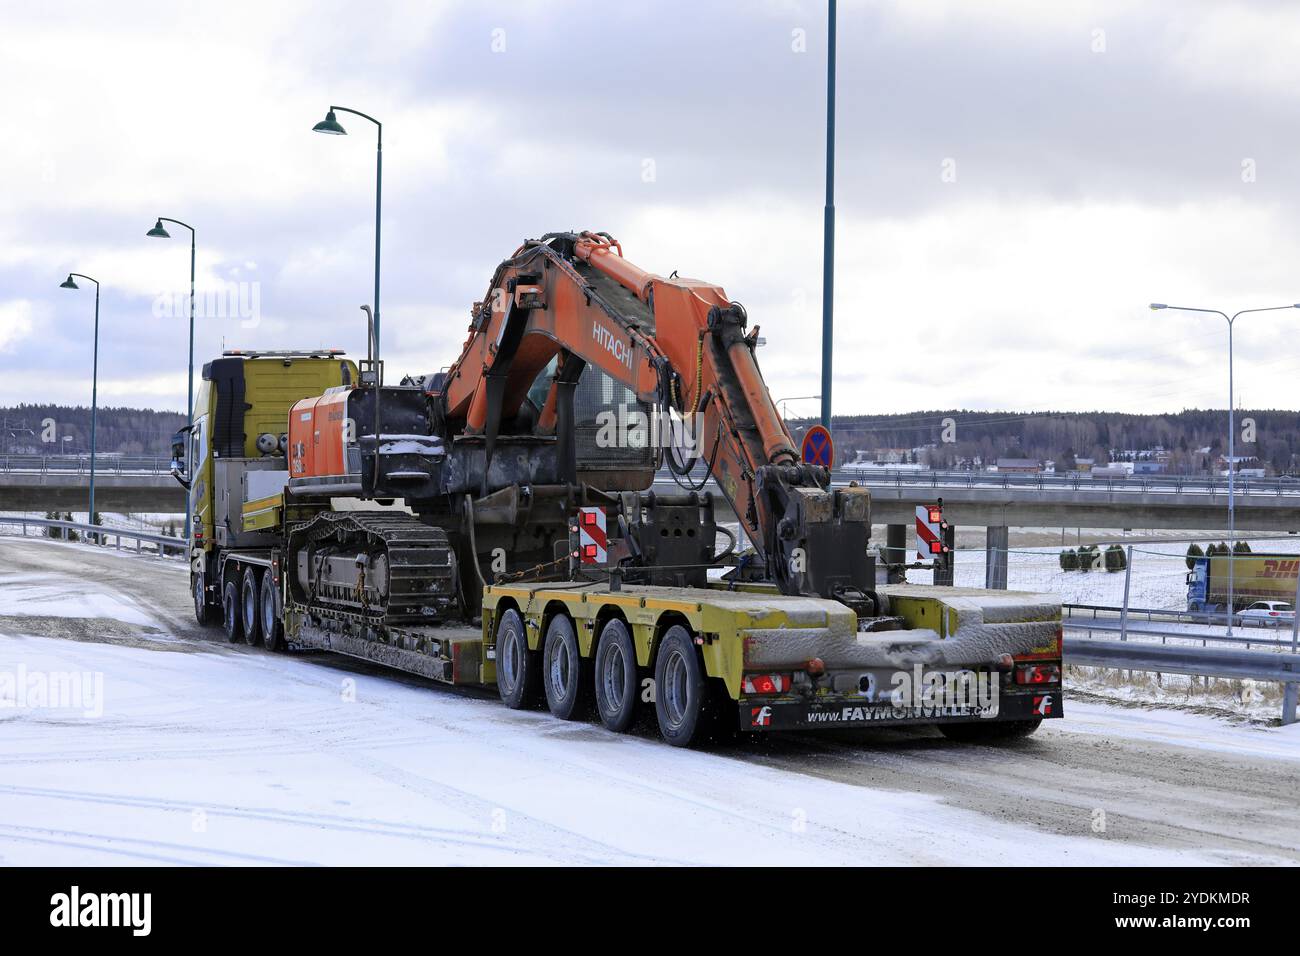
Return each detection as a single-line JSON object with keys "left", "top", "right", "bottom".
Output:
{"left": 915, "top": 504, "right": 944, "bottom": 561}
{"left": 577, "top": 507, "right": 607, "bottom": 565}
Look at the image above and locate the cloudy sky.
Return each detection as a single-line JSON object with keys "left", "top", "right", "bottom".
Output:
{"left": 2, "top": 0, "right": 1299, "bottom": 418}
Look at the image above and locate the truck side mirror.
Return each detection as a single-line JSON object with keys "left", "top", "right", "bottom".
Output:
{"left": 170, "top": 426, "right": 193, "bottom": 489}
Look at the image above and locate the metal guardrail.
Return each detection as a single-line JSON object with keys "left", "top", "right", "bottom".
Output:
{"left": 1067, "top": 602, "right": 1251, "bottom": 628}
{"left": 1065, "top": 618, "right": 1298, "bottom": 650}
{"left": 831, "top": 468, "right": 1300, "bottom": 497}
{"left": 7, "top": 454, "right": 1300, "bottom": 514}
{"left": 1064, "top": 636, "right": 1300, "bottom": 724}
{"left": 0, "top": 515, "right": 187, "bottom": 556}
{"left": 660, "top": 464, "right": 1300, "bottom": 498}
{"left": 6, "top": 456, "right": 1300, "bottom": 497}
{"left": 0, "top": 455, "right": 174, "bottom": 475}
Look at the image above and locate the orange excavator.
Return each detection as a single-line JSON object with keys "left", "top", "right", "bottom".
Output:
{"left": 282, "top": 230, "right": 876, "bottom": 623}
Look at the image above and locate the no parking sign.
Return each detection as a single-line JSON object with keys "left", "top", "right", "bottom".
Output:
{"left": 801, "top": 425, "right": 834, "bottom": 468}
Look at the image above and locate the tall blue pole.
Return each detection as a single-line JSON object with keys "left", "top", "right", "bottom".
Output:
{"left": 90, "top": 281, "right": 99, "bottom": 532}
{"left": 820, "top": 0, "right": 836, "bottom": 433}
{"left": 373, "top": 123, "right": 382, "bottom": 360}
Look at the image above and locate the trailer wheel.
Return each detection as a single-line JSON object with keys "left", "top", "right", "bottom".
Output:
{"left": 594, "top": 618, "right": 639, "bottom": 732}
{"left": 938, "top": 718, "right": 1042, "bottom": 742}
{"left": 261, "top": 570, "right": 284, "bottom": 651}
{"left": 222, "top": 579, "right": 244, "bottom": 643}
{"left": 543, "top": 614, "right": 589, "bottom": 720}
{"left": 193, "top": 574, "right": 215, "bottom": 626}
{"left": 654, "top": 625, "right": 708, "bottom": 747}
{"left": 496, "top": 609, "right": 540, "bottom": 709}
{"left": 241, "top": 567, "right": 263, "bottom": 647}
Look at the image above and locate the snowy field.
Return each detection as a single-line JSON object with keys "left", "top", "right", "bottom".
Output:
{"left": 950, "top": 535, "right": 1300, "bottom": 611}
{"left": 3, "top": 535, "right": 1300, "bottom": 865}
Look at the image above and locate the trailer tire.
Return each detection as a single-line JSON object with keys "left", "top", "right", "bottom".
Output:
{"left": 261, "top": 569, "right": 284, "bottom": 651}
{"left": 938, "top": 718, "right": 1042, "bottom": 742}
{"left": 496, "top": 609, "right": 540, "bottom": 709}
{"left": 193, "top": 574, "right": 215, "bottom": 626}
{"left": 542, "top": 614, "right": 589, "bottom": 720}
{"left": 594, "top": 618, "right": 639, "bottom": 733}
{"left": 241, "top": 567, "right": 263, "bottom": 647}
{"left": 654, "top": 625, "right": 709, "bottom": 747}
{"left": 222, "top": 579, "right": 244, "bottom": 643}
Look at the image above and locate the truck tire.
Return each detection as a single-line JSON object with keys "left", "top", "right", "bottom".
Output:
{"left": 261, "top": 569, "right": 284, "bottom": 651}
{"left": 594, "top": 618, "right": 639, "bottom": 732}
{"left": 654, "top": 625, "right": 709, "bottom": 747}
{"left": 938, "top": 718, "right": 1042, "bottom": 742}
{"left": 222, "top": 579, "right": 244, "bottom": 643}
{"left": 543, "top": 614, "right": 589, "bottom": 720}
{"left": 241, "top": 567, "right": 263, "bottom": 647}
{"left": 496, "top": 609, "right": 540, "bottom": 709}
{"left": 193, "top": 574, "right": 215, "bottom": 626}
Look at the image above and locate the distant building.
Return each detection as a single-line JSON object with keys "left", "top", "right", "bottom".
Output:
{"left": 995, "top": 458, "right": 1041, "bottom": 473}
{"left": 1091, "top": 463, "right": 1131, "bottom": 478}
{"left": 872, "top": 448, "right": 911, "bottom": 465}
{"left": 1074, "top": 457, "right": 1096, "bottom": 473}
{"left": 1133, "top": 460, "right": 1167, "bottom": 474}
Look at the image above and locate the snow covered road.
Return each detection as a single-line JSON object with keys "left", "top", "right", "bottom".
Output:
{"left": 3, "top": 535, "right": 1299, "bottom": 866}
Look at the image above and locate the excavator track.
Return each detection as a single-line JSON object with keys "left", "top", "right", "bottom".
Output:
{"left": 286, "top": 511, "right": 459, "bottom": 625}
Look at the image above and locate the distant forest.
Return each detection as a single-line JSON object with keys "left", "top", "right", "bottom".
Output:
{"left": 0, "top": 405, "right": 186, "bottom": 457}
{"left": 790, "top": 408, "right": 1300, "bottom": 474}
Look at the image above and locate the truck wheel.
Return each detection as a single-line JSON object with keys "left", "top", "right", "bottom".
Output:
{"left": 939, "top": 718, "right": 1042, "bottom": 742}
{"left": 496, "top": 609, "right": 540, "bottom": 709}
{"left": 241, "top": 567, "right": 263, "bottom": 646}
{"left": 261, "top": 570, "right": 284, "bottom": 651}
{"left": 193, "top": 574, "right": 215, "bottom": 626}
{"left": 594, "top": 618, "right": 639, "bottom": 732}
{"left": 222, "top": 579, "right": 244, "bottom": 643}
{"left": 654, "top": 625, "right": 709, "bottom": 747}
{"left": 543, "top": 614, "right": 589, "bottom": 720}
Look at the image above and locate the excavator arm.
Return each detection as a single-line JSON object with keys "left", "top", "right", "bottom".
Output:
{"left": 438, "top": 231, "right": 875, "bottom": 604}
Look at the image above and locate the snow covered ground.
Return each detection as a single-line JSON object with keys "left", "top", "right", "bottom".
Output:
{"left": 3, "top": 536, "right": 1300, "bottom": 865}
{"left": 951, "top": 535, "right": 1300, "bottom": 611}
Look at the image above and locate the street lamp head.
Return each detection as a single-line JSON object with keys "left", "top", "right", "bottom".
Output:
{"left": 1149, "top": 303, "right": 1167, "bottom": 311}
{"left": 312, "top": 109, "right": 347, "bottom": 135}
{"left": 59, "top": 275, "right": 78, "bottom": 290}
{"left": 146, "top": 219, "right": 171, "bottom": 239}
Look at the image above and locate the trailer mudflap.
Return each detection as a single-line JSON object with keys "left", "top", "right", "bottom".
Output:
{"left": 741, "top": 688, "right": 1061, "bottom": 731}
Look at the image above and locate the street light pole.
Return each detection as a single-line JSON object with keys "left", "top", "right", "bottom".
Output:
{"left": 313, "top": 106, "right": 383, "bottom": 361}
{"left": 59, "top": 273, "right": 100, "bottom": 535}
{"left": 146, "top": 217, "right": 197, "bottom": 539}
{"left": 776, "top": 394, "right": 822, "bottom": 420}
{"left": 1150, "top": 302, "right": 1300, "bottom": 633}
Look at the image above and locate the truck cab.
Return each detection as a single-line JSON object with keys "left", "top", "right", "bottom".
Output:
{"left": 175, "top": 350, "right": 359, "bottom": 628}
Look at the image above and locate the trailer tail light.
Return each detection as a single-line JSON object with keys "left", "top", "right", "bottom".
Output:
{"left": 743, "top": 673, "right": 792, "bottom": 695}
{"left": 1015, "top": 663, "right": 1061, "bottom": 685}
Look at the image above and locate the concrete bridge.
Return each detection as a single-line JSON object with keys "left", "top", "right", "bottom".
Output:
{"left": 0, "top": 455, "right": 189, "bottom": 512}
{"left": 7, "top": 457, "right": 1299, "bottom": 589}
{"left": 7, "top": 456, "right": 1300, "bottom": 532}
